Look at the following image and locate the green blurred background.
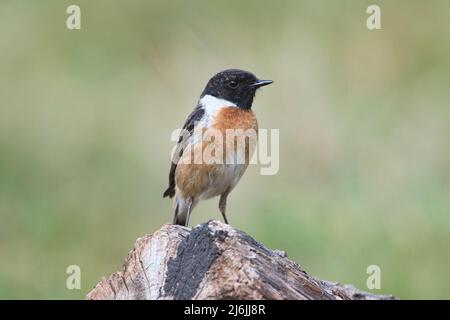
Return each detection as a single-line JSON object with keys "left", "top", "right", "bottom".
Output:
{"left": 1, "top": 0, "right": 449, "bottom": 299}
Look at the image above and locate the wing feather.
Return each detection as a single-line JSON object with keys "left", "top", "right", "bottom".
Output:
{"left": 163, "top": 105, "right": 204, "bottom": 198}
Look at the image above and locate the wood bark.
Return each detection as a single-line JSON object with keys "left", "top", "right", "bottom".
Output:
{"left": 86, "top": 220, "right": 396, "bottom": 300}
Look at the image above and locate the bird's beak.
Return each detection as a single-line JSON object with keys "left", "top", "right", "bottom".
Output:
{"left": 250, "top": 79, "right": 274, "bottom": 88}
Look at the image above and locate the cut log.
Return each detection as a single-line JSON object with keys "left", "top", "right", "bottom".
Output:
{"left": 86, "top": 220, "right": 396, "bottom": 300}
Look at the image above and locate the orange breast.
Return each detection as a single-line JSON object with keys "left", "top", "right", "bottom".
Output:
{"left": 175, "top": 107, "right": 258, "bottom": 199}
{"left": 213, "top": 107, "right": 258, "bottom": 165}
{"left": 213, "top": 107, "right": 258, "bottom": 133}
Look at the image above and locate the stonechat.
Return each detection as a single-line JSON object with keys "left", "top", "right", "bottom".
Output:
{"left": 163, "top": 69, "right": 273, "bottom": 226}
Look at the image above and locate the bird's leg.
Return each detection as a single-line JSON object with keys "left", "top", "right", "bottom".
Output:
{"left": 185, "top": 196, "right": 193, "bottom": 227}
{"left": 218, "top": 189, "right": 230, "bottom": 224}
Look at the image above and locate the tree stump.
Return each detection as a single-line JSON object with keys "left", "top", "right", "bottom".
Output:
{"left": 86, "top": 220, "right": 395, "bottom": 300}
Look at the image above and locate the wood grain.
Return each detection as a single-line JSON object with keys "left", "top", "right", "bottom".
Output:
{"left": 86, "top": 220, "right": 396, "bottom": 300}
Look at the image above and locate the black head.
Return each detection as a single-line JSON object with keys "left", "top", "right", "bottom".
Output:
{"left": 201, "top": 69, "right": 273, "bottom": 109}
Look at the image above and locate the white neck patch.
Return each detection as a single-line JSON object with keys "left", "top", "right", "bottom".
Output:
{"left": 200, "top": 95, "right": 237, "bottom": 117}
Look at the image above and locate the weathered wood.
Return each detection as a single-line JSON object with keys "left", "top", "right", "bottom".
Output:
{"left": 86, "top": 220, "right": 396, "bottom": 300}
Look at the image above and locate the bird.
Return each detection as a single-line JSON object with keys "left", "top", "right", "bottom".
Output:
{"left": 163, "top": 69, "right": 273, "bottom": 226}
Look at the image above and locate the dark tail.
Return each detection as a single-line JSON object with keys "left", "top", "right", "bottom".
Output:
{"left": 172, "top": 197, "right": 193, "bottom": 226}
{"left": 163, "top": 187, "right": 175, "bottom": 198}
{"left": 172, "top": 204, "right": 185, "bottom": 226}
{"left": 163, "top": 163, "right": 177, "bottom": 198}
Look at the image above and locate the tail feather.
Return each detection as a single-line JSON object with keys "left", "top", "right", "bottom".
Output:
{"left": 173, "top": 210, "right": 186, "bottom": 226}
{"left": 163, "top": 186, "right": 175, "bottom": 198}
{"left": 172, "top": 196, "right": 194, "bottom": 226}
{"left": 173, "top": 202, "right": 187, "bottom": 226}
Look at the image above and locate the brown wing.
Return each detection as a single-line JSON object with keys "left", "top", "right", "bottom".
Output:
{"left": 163, "top": 104, "right": 205, "bottom": 198}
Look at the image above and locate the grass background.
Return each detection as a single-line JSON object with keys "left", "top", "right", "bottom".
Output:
{"left": 0, "top": 0, "right": 449, "bottom": 299}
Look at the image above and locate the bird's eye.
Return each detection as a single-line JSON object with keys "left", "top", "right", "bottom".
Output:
{"left": 228, "top": 80, "right": 238, "bottom": 89}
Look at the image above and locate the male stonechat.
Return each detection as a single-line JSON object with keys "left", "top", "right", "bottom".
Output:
{"left": 163, "top": 69, "right": 273, "bottom": 226}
